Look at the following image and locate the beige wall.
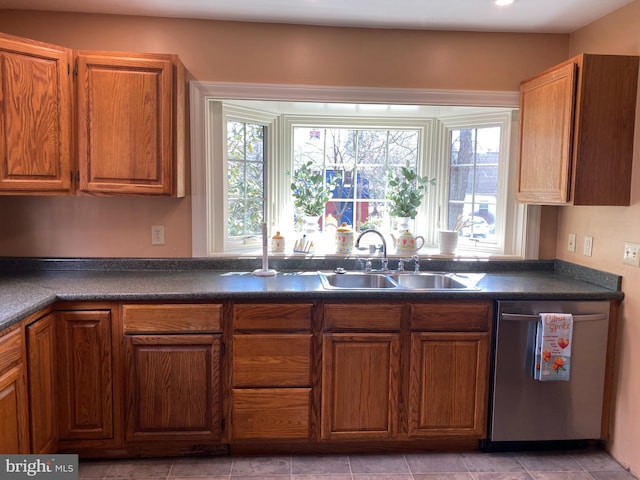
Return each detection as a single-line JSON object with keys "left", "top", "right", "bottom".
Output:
{"left": 561, "top": 1, "right": 640, "bottom": 475}
{"left": 0, "top": 9, "right": 568, "bottom": 257}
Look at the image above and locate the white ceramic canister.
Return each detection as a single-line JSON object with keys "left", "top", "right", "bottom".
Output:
{"left": 438, "top": 230, "right": 459, "bottom": 255}
{"left": 335, "top": 222, "right": 354, "bottom": 254}
{"left": 271, "top": 231, "right": 285, "bottom": 253}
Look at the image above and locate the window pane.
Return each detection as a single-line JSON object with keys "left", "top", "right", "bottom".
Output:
{"left": 227, "top": 120, "right": 265, "bottom": 239}
{"left": 293, "top": 126, "right": 420, "bottom": 236}
{"left": 447, "top": 126, "right": 500, "bottom": 243}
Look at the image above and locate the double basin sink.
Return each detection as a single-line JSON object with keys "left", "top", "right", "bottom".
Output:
{"left": 318, "top": 271, "right": 478, "bottom": 291}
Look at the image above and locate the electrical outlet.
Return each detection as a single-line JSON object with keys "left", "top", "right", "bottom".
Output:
{"left": 568, "top": 233, "right": 576, "bottom": 253}
{"left": 151, "top": 225, "right": 165, "bottom": 245}
{"left": 583, "top": 236, "right": 593, "bottom": 257}
{"left": 623, "top": 242, "right": 640, "bottom": 267}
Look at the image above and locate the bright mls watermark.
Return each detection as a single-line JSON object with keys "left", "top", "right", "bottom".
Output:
{"left": 0, "top": 456, "right": 78, "bottom": 480}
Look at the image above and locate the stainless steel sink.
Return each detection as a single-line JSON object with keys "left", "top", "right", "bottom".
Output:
{"left": 318, "top": 271, "right": 478, "bottom": 290}
{"left": 319, "top": 272, "right": 397, "bottom": 289}
{"left": 388, "top": 272, "right": 470, "bottom": 290}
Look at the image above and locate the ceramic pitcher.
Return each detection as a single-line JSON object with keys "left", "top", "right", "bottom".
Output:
{"left": 395, "top": 229, "right": 424, "bottom": 254}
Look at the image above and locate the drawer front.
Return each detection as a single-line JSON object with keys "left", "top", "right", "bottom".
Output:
{"left": 0, "top": 328, "right": 23, "bottom": 376}
{"left": 411, "top": 301, "right": 491, "bottom": 331}
{"left": 123, "top": 304, "right": 222, "bottom": 333}
{"left": 231, "top": 388, "right": 311, "bottom": 440}
{"left": 233, "top": 334, "right": 312, "bottom": 387}
{"left": 233, "top": 304, "right": 312, "bottom": 331}
{"left": 324, "top": 304, "right": 403, "bottom": 331}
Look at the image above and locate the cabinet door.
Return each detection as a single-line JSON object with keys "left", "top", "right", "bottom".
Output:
{"left": 0, "top": 33, "right": 73, "bottom": 194}
{"left": 57, "top": 310, "right": 113, "bottom": 440}
{"left": 76, "top": 51, "right": 181, "bottom": 196}
{"left": 26, "top": 314, "right": 58, "bottom": 453}
{"left": 408, "top": 332, "right": 489, "bottom": 437}
{"left": 321, "top": 333, "right": 400, "bottom": 440}
{"left": 0, "top": 328, "right": 30, "bottom": 453}
{"left": 517, "top": 62, "right": 576, "bottom": 204}
{"left": 124, "top": 334, "right": 222, "bottom": 443}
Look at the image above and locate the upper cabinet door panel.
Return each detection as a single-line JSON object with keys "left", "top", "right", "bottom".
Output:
{"left": 517, "top": 62, "right": 576, "bottom": 204}
{"left": 0, "top": 33, "right": 73, "bottom": 194}
{"left": 76, "top": 52, "right": 174, "bottom": 195}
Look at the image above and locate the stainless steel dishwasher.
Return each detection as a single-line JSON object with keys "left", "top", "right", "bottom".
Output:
{"left": 487, "top": 300, "right": 610, "bottom": 446}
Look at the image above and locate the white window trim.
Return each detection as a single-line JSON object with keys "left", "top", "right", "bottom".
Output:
{"left": 190, "top": 81, "right": 539, "bottom": 258}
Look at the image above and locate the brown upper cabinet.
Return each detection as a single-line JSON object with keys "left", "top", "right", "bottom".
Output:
{"left": 0, "top": 33, "right": 73, "bottom": 194}
{"left": 0, "top": 32, "right": 185, "bottom": 197}
{"left": 517, "top": 54, "right": 639, "bottom": 205}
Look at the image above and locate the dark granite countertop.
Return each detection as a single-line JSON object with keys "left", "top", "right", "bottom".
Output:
{"left": 0, "top": 257, "right": 624, "bottom": 332}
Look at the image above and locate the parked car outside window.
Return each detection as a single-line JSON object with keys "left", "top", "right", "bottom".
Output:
{"left": 460, "top": 216, "right": 490, "bottom": 238}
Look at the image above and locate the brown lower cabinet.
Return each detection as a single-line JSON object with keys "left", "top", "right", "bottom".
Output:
{"left": 56, "top": 309, "right": 114, "bottom": 441}
{"left": 230, "top": 303, "right": 314, "bottom": 442}
{"left": 4, "top": 298, "right": 496, "bottom": 456}
{"left": 26, "top": 313, "right": 57, "bottom": 453}
{"left": 0, "top": 326, "right": 30, "bottom": 453}
{"left": 122, "top": 304, "right": 224, "bottom": 445}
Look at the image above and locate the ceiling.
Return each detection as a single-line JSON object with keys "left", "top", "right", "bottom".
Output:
{"left": 0, "top": 0, "right": 633, "bottom": 33}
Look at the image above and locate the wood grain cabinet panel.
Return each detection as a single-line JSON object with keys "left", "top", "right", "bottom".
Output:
{"left": 26, "top": 313, "right": 58, "bottom": 453}
{"left": 321, "top": 333, "right": 401, "bottom": 440}
{"left": 124, "top": 334, "right": 222, "bottom": 443}
{"left": 517, "top": 54, "right": 639, "bottom": 205}
{"left": 76, "top": 51, "right": 185, "bottom": 196}
{"left": 408, "top": 332, "right": 489, "bottom": 438}
{"left": 56, "top": 310, "right": 113, "bottom": 440}
{"left": 0, "top": 328, "right": 30, "bottom": 453}
{"left": 231, "top": 388, "right": 311, "bottom": 440}
{"left": 232, "top": 334, "right": 312, "bottom": 387}
{"left": 0, "top": 32, "right": 73, "bottom": 194}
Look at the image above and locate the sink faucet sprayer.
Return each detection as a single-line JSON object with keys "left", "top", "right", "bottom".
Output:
{"left": 355, "top": 229, "right": 388, "bottom": 271}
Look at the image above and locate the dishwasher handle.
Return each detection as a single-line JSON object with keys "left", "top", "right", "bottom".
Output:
{"left": 500, "top": 313, "right": 608, "bottom": 323}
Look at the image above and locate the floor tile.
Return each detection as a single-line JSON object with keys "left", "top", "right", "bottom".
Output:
{"left": 170, "top": 456, "right": 232, "bottom": 476}
{"left": 461, "top": 452, "right": 526, "bottom": 473}
{"left": 351, "top": 475, "right": 413, "bottom": 480}
{"left": 349, "top": 455, "right": 410, "bottom": 474}
{"left": 106, "top": 459, "right": 173, "bottom": 478}
{"left": 588, "top": 471, "right": 638, "bottom": 480}
{"left": 291, "top": 455, "right": 351, "bottom": 474}
{"left": 78, "top": 461, "right": 113, "bottom": 479}
{"left": 405, "top": 452, "right": 468, "bottom": 474}
{"left": 570, "top": 450, "right": 626, "bottom": 472}
{"left": 516, "top": 453, "right": 582, "bottom": 472}
{"left": 528, "top": 473, "right": 593, "bottom": 480}
{"left": 292, "top": 475, "right": 352, "bottom": 480}
{"left": 230, "top": 456, "right": 291, "bottom": 476}
{"left": 413, "top": 474, "right": 474, "bottom": 480}
{"left": 473, "top": 474, "right": 534, "bottom": 480}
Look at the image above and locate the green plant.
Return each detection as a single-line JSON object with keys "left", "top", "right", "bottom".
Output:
{"left": 387, "top": 163, "right": 436, "bottom": 218}
{"left": 288, "top": 161, "right": 339, "bottom": 217}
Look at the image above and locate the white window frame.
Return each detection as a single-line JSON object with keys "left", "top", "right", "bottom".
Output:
{"left": 190, "top": 82, "right": 540, "bottom": 258}
{"left": 434, "top": 112, "right": 512, "bottom": 254}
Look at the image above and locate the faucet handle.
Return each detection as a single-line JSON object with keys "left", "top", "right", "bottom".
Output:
{"left": 412, "top": 255, "right": 420, "bottom": 272}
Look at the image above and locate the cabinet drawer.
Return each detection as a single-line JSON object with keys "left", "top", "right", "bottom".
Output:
{"left": 0, "top": 329, "right": 23, "bottom": 376}
{"left": 324, "top": 304, "right": 402, "bottom": 331}
{"left": 123, "top": 304, "right": 222, "bottom": 333}
{"left": 231, "top": 388, "right": 310, "bottom": 440}
{"left": 410, "top": 301, "right": 491, "bottom": 331}
{"left": 233, "top": 334, "right": 311, "bottom": 387}
{"left": 233, "top": 304, "right": 312, "bottom": 331}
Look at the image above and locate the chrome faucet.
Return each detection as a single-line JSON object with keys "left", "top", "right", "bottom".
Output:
{"left": 355, "top": 229, "right": 388, "bottom": 271}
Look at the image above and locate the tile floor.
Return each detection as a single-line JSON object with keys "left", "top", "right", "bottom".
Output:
{"left": 78, "top": 448, "right": 638, "bottom": 480}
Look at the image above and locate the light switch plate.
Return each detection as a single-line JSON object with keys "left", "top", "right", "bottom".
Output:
{"left": 583, "top": 236, "right": 593, "bottom": 257}
{"left": 568, "top": 233, "right": 576, "bottom": 253}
